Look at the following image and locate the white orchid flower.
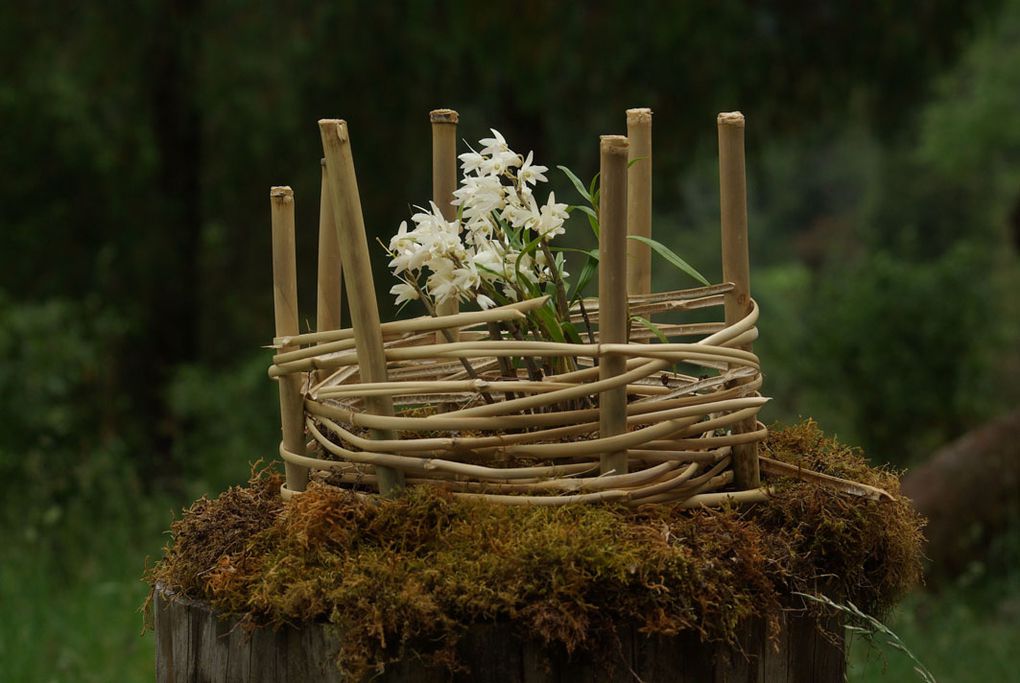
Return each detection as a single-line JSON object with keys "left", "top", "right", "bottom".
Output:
{"left": 519, "top": 151, "right": 548, "bottom": 186}
{"left": 479, "top": 129, "right": 509, "bottom": 156}
{"left": 390, "top": 282, "right": 419, "bottom": 306}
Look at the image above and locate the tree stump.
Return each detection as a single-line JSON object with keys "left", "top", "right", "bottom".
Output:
{"left": 154, "top": 586, "right": 845, "bottom": 682}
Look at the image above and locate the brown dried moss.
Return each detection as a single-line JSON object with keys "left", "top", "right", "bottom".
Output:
{"left": 147, "top": 421, "right": 924, "bottom": 678}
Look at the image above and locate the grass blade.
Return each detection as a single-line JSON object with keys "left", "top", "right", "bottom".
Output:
{"left": 627, "top": 235, "right": 710, "bottom": 286}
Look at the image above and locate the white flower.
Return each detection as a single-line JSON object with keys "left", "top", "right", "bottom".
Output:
{"left": 536, "top": 191, "right": 568, "bottom": 240}
{"left": 451, "top": 264, "right": 481, "bottom": 293}
{"left": 390, "top": 282, "right": 419, "bottom": 306}
{"left": 510, "top": 251, "right": 539, "bottom": 283}
{"left": 388, "top": 220, "right": 411, "bottom": 251}
{"left": 519, "top": 151, "right": 548, "bottom": 186}
{"left": 479, "top": 129, "right": 509, "bottom": 156}
{"left": 425, "top": 257, "right": 458, "bottom": 303}
{"left": 458, "top": 151, "right": 485, "bottom": 175}
{"left": 501, "top": 195, "right": 540, "bottom": 231}
{"left": 470, "top": 243, "right": 503, "bottom": 280}
{"left": 410, "top": 201, "right": 454, "bottom": 236}
{"left": 453, "top": 175, "right": 504, "bottom": 222}
{"left": 389, "top": 126, "right": 568, "bottom": 313}
{"left": 463, "top": 217, "right": 496, "bottom": 247}
{"left": 480, "top": 149, "right": 521, "bottom": 176}
{"left": 388, "top": 247, "right": 423, "bottom": 276}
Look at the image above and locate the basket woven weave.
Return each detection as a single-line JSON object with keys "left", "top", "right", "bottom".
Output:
{"left": 269, "top": 283, "right": 767, "bottom": 506}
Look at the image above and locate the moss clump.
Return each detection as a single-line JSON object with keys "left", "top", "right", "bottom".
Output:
{"left": 147, "top": 421, "right": 923, "bottom": 678}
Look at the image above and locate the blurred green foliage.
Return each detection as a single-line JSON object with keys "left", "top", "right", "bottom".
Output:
{"left": 165, "top": 353, "right": 280, "bottom": 498}
{"left": 848, "top": 571, "right": 1020, "bottom": 683}
{"left": 1, "top": 0, "right": 1018, "bottom": 679}
{"left": 0, "top": 295, "right": 137, "bottom": 524}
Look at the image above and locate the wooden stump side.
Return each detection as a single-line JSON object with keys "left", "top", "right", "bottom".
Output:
{"left": 154, "top": 588, "right": 845, "bottom": 682}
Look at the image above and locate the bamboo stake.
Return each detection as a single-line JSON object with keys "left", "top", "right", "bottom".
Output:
{"left": 717, "top": 111, "right": 761, "bottom": 489}
{"left": 270, "top": 186, "right": 308, "bottom": 494}
{"left": 315, "top": 159, "right": 343, "bottom": 383}
{"left": 430, "top": 109, "right": 460, "bottom": 337}
{"left": 626, "top": 108, "right": 653, "bottom": 296}
{"left": 318, "top": 119, "right": 404, "bottom": 495}
{"left": 599, "top": 134, "right": 630, "bottom": 476}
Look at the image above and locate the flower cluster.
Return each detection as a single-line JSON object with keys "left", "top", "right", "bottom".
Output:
{"left": 387, "top": 130, "right": 569, "bottom": 310}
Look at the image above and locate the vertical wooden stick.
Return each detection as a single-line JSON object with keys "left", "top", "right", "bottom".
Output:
{"left": 717, "top": 111, "right": 761, "bottom": 489}
{"left": 315, "top": 159, "right": 343, "bottom": 383}
{"left": 599, "top": 135, "right": 630, "bottom": 476}
{"left": 430, "top": 109, "right": 460, "bottom": 340}
{"left": 271, "top": 186, "right": 309, "bottom": 494}
{"left": 318, "top": 119, "right": 405, "bottom": 496}
{"left": 626, "top": 108, "right": 653, "bottom": 296}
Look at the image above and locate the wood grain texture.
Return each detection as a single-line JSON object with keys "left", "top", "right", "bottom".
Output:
{"left": 154, "top": 588, "right": 845, "bottom": 682}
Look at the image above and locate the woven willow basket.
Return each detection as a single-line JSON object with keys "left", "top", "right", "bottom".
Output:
{"left": 266, "top": 111, "right": 770, "bottom": 506}
{"left": 269, "top": 285, "right": 767, "bottom": 506}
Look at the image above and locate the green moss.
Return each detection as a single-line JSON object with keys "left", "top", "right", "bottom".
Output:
{"left": 147, "top": 421, "right": 924, "bottom": 678}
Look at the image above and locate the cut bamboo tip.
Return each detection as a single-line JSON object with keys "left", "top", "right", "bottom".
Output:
{"left": 600, "top": 134, "right": 629, "bottom": 156}
{"left": 429, "top": 108, "right": 459, "bottom": 124}
{"left": 717, "top": 111, "right": 745, "bottom": 128}
{"left": 626, "top": 108, "right": 652, "bottom": 124}
{"left": 318, "top": 119, "right": 349, "bottom": 143}
{"left": 270, "top": 186, "right": 293, "bottom": 201}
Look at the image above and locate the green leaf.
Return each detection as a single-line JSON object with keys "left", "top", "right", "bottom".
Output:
{"left": 549, "top": 246, "right": 596, "bottom": 256}
{"left": 476, "top": 263, "right": 503, "bottom": 279}
{"left": 561, "top": 321, "right": 584, "bottom": 345}
{"left": 627, "top": 235, "right": 710, "bottom": 286}
{"left": 587, "top": 172, "right": 600, "bottom": 199}
{"left": 519, "top": 278, "right": 542, "bottom": 300}
{"left": 553, "top": 250, "right": 567, "bottom": 275}
{"left": 577, "top": 205, "right": 600, "bottom": 239}
{"left": 627, "top": 156, "right": 648, "bottom": 168}
{"left": 557, "top": 165, "right": 591, "bottom": 203}
{"left": 505, "top": 226, "right": 524, "bottom": 250}
{"left": 514, "top": 232, "right": 545, "bottom": 283}
{"left": 483, "top": 287, "right": 513, "bottom": 309}
{"left": 568, "top": 251, "right": 599, "bottom": 304}
{"left": 530, "top": 303, "right": 565, "bottom": 343}
{"left": 513, "top": 239, "right": 543, "bottom": 300}
{"left": 631, "top": 315, "right": 669, "bottom": 344}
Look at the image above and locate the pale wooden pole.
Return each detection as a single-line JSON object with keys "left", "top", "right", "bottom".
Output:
{"left": 315, "top": 159, "right": 343, "bottom": 384}
{"left": 430, "top": 109, "right": 460, "bottom": 340}
{"left": 318, "top": 119, "right": 405, "bottom": 495}
{"left": 717, "top": 111, "right": 761, "bottom": 489}
{"left": 626, "top": 108, "right": 653, "bottom": 296}
{"left": 599, "top": 135, "right": 630, "bottom": 476}
{"left": 271, "top": 186, "right": 309, "bottom": 494}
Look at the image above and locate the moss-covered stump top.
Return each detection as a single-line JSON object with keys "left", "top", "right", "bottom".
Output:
{"left": 147, "top": 421, "right": 923, "bottom": 679}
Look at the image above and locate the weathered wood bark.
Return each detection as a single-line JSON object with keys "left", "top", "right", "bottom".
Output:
{"left": 901, "top": 406, "right": 1020, "bottom": 579}
{"left": 154, "top": 587, "right": 845, "bottom": 682}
